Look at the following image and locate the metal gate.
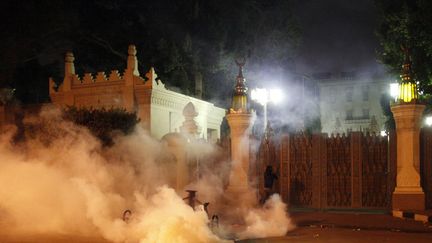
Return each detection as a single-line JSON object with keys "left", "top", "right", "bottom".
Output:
{"left": 421, "top": 129, "right": 432, "bottom": 209}
{"left": 261, "top": 132, "right": 394, "bottom": 210}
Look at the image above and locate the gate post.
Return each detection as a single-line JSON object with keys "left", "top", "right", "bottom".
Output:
{"left": 351, "top": 132, "right": 362, "bottom": 208}
{"left": 279, "top": 134, "right": 290, "bottom": 204}
{"left": 391, "top": 104, "right": 425, "bottom": 211}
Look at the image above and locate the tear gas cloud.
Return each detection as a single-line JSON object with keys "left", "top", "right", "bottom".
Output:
{"left": 0, "top": 107, "right": 292, "bottom": 242}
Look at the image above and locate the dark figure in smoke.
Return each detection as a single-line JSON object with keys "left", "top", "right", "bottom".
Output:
{"left": 183, "top": 190, "right": 202, "bottom": 209}
{"left": 262, "top": 165, "right": 278, "bottom": 203}
{"left": 183, "top": 190, "right": 212, "bottom": 218}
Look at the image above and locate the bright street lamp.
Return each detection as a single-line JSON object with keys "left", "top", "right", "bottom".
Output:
{"left": 425, "top": 116, "right": 432, "bottom": 126}
{"left": 390, "top": 82, "right": 399, "bottom": 101}
{"left": 251, "top": 88, "right": 284, "bottom": 131}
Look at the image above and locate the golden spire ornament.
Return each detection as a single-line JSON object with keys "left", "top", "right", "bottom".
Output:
{"left": 230, "top": 58, "right": 249, "bottom": 113}
{"left": 398, "top": 46, "right": 418, "bottom": 103}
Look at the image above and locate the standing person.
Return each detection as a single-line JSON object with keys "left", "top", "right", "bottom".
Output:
{"left": 263, "top": 165, "right": 278, "bottom": 203}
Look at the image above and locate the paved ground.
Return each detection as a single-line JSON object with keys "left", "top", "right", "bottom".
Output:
{"left": 238, "top": 228, "right": 432, "bottom": 243}
{"left": 0, "top": 234, "right": 109, "bottom": 243}
{"left": 291, "top": 211, "right": 432, "bottom": 233}
{"left": 1, "top": 211, "right": 431, "bottom": 242}
{"left": 238, "top": 211, "right": 432, "bottom": 243}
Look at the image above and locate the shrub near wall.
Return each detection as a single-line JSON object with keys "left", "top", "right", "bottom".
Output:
{"left": 63, "top": 107, "right": 140, "bottom": 146}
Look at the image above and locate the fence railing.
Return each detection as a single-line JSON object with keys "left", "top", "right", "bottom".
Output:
{"left": 256, "top": 132, "right": 397, "bottom": 210}
{"left": 421, "top": 129, "right": 432, "bottom": 209}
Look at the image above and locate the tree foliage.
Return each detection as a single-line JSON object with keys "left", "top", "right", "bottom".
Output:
{"left": 0, "top": 0, "right": 300, "bottom": 106}
{"left": 375, "top": 0, "right": 432, "bottom": 127}
{"left": 62, "top": 107, "right": 140, "bottom": 146}
{"left": 375, "top": 0, "right": 432, "bottom": 93}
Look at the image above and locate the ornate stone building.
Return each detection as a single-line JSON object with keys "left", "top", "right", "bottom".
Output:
{"left": 49, "top": 45, "right": 225, "bottom": 141}
{"left": 316, "top": 72, "right": 390, "bottom": 135}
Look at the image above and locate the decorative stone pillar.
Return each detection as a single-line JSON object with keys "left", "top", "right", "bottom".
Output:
{"left": 391, "top": 47, "right": 425, "bottom": 211}
{"left": 63, "top": 51, "right": 75, "bottom": 92}
{"left": 180, "top": 102, "right": 199, "bottom": 138}
{"left": 61, "top": 52, "right": 75, "bottom": 106}
{"left": 224, "top": 59, "right": 255, "bottom": 206}
{"left": 162, "top": 133, "right": 189, "bottom": 191}
{"left": 226, "top": 113, "right": 253, "bottom": 191}
{"left": 391, "top": 104, "right": 425, "bottom": 210}
{"left": 123, "top": 44, "right": 138, "bottom": 111}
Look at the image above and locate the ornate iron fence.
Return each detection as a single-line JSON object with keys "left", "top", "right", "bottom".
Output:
{"left": 421, "top": 129, "right": 432, "bottom": 209}
{"left": 326, "top": 134, "right": 351, "bottom": 207}
{"left": 289, "top": 133, "right": 313, "bottom": 207}
{"left": 257, "top": 131, "right": 395, "bottom": 210}
{"left": 361, "top": 134, "right": 389, "bottom": 208}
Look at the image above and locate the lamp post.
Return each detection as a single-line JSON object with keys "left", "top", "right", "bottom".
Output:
{"left": 251, "top": 88, "right": 283, "bottom": 132}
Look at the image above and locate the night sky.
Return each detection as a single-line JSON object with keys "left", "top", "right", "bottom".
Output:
{"left": 293, "top": 0, "right": 384, "bottom": 75}
{"left": 0, "top": 0, "right": 389, "bottom": 105}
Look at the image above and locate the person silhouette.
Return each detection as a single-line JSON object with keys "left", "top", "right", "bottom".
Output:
{"left": 263, "top": 165, "right": 278, "bottom": 203}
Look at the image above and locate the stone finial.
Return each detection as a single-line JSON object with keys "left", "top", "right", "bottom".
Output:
{"left": 146, "top": 67, "right": 157, "bottom": 83}
{"left": 128, "top": 44, "right": 137, "bottom": 56}
{"left": 127, "top": 44, "right": 139, "bottom": 76}
{"left": 183, "top": 102, "right": 198, "bottom": 117}
{"left": 64, "top": 51, "right": 75, "bottom": 76}
{"left": 180, "top": 102, "right": 199, "bottom": 136}
{"left": 65, "top": 51, "right": 75, "bottom": 63}
{"left": 62, "top": 51, "right": 75, "bottom": 91}
{"left": 145, "top": 67, "right": 166, "bottom": 89}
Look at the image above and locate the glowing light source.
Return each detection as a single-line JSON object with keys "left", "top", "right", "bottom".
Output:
{"left": 251, "top": 88, "right": 268, "bottom": 106}
{"left": 380, "top": 130, "right": 387, "bottom": 137}
{"left": 251, "top": 88, "right": 284, "bottom": 106}
{"left": 426, "top": 116, "right": 432, "bottom": 126}
{"left": 251, "top": 87, "right": 284, "bottom": 131}
{"left": 390, "top": 81, "right": 417, "bottom": 103}
{"left": 399, "top": 82, "right": 417, "bottom": 103}
{"left": 395, "top": 48, "right": 418, "bottom": 103}
{"left": 269, "top": 88, "right": 284, "bottom": 104}
{"left": 390, "top": 83, "right": 399, "bottom": 100}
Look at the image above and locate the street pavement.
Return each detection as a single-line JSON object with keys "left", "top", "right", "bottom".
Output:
{"left": 237, "top": 211, "right": 432, "bottom": 243}
{"left": 1, "top": 211, "right": 431, "bottom": 242}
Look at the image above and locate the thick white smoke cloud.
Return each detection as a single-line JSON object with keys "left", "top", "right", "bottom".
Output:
{"left": 238, "top": 194, "right": 294, "bottom": 239}
{"left": 0, "top": 107, "right": 292, "bottom": 242}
